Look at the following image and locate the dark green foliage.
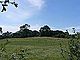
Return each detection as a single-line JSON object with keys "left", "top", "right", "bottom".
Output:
{"left": 32, "top": 30, "right": 40, "bottom": 37}
{"left": 51, "top": 30, "right": 66, "bottom": 38}
{"left": 12, "top": 29, "right": 32, "bottom": 38}
{"left": 2, "top": 31, "right": 12, "bottom": 38}
{"left": 39, "top": 25, "right": 69, "bottom": 38}
{"left": 0, "top": 0, "right": 18, "bottom": 12}
{"left": 65, "top": 30, "right": 69, "bottom": 38}
{"left": 39, "top": 25, "right": 51, "bottom": 37}
{"left": 0, "top": 27, "right": 2, "bottom": 34}
{"left": 0, "top": 24, "right": 75, "bottom": 38}
{"left": 20, "top": 24, "right": 30, "bottom": 30}
{"left": 60, "top": 28, "right": 80, "bottom": 60}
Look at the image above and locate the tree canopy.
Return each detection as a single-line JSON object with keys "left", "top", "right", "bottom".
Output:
{"left": 0, "top": 24, "right": 79, "bottom": 39}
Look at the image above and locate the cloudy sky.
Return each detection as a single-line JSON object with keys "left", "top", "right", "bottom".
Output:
{"left": 0, "top": 0, "right": 80, "bottom": 33}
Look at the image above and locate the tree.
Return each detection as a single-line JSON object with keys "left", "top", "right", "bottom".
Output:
{"left": 32, "top": 30, "right": 39, "bottom": 37}
{"left": 60, "top": 28, "right": 80, "bottom": 60}
{"left": 0, "top": 27, "right": 3, "bottom": 39}
{"left": 12, "top": 31, "right": 21, "bottom": 38}
{"left": 0, "top": 27, "right": 2, "bottom": 34}
{"left": 65, "top": 30, "right": 69, "bottom": 38}
{"left": 52, "top": 30, "right": 65, "bottom": 38}
{"left": 71, "top": 28, "right": 76, "bottom": 38}
{"left": 39, "top": 25, "right": 51, "bottom": 36}
{"left": 0, "top": 0, "right": 18, "bottom": 12}
{"left": 20, "top": 24, "right": 30, "bottom": 31}
{"left": 72, "top": 28, "right": 75, "bottom": 33}
{"left": 2, "top": 31, "right": 12, "bottom": 38}
{"left": 12, "top": 24, "right": 32, "bottom": 38}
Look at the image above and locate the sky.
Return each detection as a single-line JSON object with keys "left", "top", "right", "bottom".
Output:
{"left": 0, "top": 0, "right": 80, "bottom": 34}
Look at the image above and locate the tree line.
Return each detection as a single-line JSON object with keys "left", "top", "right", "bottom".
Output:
{"left": 0, "top": 24, "right": 80, "bottom": 39}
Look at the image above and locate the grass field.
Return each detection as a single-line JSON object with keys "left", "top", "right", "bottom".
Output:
{"left": 0, "top": 37, "right": 74, "bottom": 60}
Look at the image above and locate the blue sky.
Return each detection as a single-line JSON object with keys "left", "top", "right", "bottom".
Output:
{"left": 0, "top": 0, "right": 80, "bottom": 33}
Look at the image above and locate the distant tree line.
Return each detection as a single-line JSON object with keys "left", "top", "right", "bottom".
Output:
{"left": 0, "top": 24, "right": 80, "bottom": 39}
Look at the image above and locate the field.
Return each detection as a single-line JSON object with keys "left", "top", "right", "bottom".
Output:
{"left": 0, "top": 37, "right": 72, "bottom": 60}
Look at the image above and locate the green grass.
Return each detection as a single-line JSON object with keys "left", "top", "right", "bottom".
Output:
{"left": 0, "top": 37, "right": 74, "bottom": 60}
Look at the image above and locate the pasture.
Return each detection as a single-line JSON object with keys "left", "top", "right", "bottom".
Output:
{"left": 0, "top": 37, "right": 72, "bottom": 60}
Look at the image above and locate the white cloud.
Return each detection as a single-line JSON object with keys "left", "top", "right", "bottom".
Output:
{"left": 1, "top": 24, "right": 80, "bottom": 35}
{"left": 0, "top": 0, "right": 45, "bottom": 24}
{"left": 0, "top": 1, "right": 32, "bottom": 23}
{"left": 0, "top": 0, "right": 45, "bottom": 32}
{"left": 63, "top": 26, "right": 80, "bottom": 34}
{"left": 0, "top": 24, "right": 41, "bottom": 33}
{"left": 30, "top": 24, "right": 41, "bottom": 31}
{"left": 49, "top": 26, "right": 80, "bottom": 34}
{"left": 0, "top": 25, "right": 20, "bottom": 33}
{"left": 27, "top": 0, "right": 45, "bottom": 9}
{"left": 0, "top": 0, "right": 45, "bottom": 33}
{"left": 0, "top": 10, "right": 31, "bottom": 24}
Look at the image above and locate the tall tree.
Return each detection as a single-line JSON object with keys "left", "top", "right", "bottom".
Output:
{"left": 65, "top": 30, "right": 69, "bottom": 38}
{"left": 13, "top": 24, "right": 32, "bottom": 38}
{"left": 20, "top": 24, "right": 30, "bottom": 31}
{"left": 0, "top": 27, "right": 2, "bottom": 34}
{"left": 2, "top": 31, "right": 12, "bottom": 38}
{"left": 72, "top": 28, "right": 75, "bottom": 33}
{"left": 39, "top": 25, "right": 51, "bottom": 36}
{"left": 0, "top": 0, "right": 18, "bottom": 12}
